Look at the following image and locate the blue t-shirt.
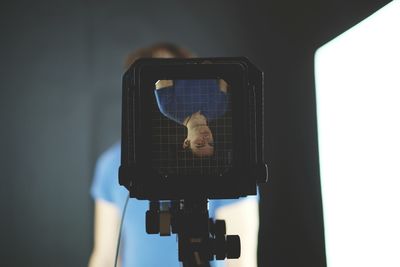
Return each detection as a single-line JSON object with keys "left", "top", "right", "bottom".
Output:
{"left": 91, "top": 142, "right": 252, "bottom": 267}
{"left": 154, "top": 79, "right": 228, "bottom": 125}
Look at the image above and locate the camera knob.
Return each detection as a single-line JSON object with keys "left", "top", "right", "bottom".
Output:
{"left": 145, "top": 210, "right": 160, "bottom": 234}
{"left": 226, "top": 235, "right": 241, "bottom": 259}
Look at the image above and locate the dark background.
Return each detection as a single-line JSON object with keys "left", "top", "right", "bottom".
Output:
{"left": 0, "top": 0, "right": 390, "bottom": 266}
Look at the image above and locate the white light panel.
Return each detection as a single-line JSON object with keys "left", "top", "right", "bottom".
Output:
{"left": 315, "top": 1, "right": 400, "bottom": 267}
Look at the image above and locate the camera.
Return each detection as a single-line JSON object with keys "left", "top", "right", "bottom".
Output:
{"left": 119, "top": 57, "right": 267, "bottom": 200}
{"left": 118, "top": 57, "right": 267, "bottom": 266}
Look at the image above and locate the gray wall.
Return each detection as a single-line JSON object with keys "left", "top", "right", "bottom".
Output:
{"left": 0, "top": 0, "right": 389, "bottom": 266}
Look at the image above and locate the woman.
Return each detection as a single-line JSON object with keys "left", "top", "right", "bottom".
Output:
{"left": 88, "top": 43, "right": 259, "bottom": 267}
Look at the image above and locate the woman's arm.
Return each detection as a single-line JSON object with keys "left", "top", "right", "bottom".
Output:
{"left": 215, "top": 198, "right": 259, "bottom": 267}
{"left": 88, "top": 200, "right": 122, "bottom": 267}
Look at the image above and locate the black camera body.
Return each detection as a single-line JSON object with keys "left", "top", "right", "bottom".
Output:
{"left": 119, "top": 57, "right": 267, "bottom": 201}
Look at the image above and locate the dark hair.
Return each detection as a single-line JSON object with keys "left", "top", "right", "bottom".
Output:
{"left": 124, "top": 42, "right": 194, "bottom": 70}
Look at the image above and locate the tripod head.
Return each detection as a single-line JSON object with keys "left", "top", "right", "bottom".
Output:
{"left": 146, "top": 198, "right": 240, "bottom": 266}
{"left": 119, "top": 58, "right": 267, "bottom": 265}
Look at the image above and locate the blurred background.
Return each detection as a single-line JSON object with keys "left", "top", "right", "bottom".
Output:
{"left": 0, "top": 0, "right": 390, "bottom": 266}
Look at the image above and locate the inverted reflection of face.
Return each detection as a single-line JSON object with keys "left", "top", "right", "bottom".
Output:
{"left": 151, "top": 79, "right": 232, "bottom": 176}
{"left": 183, "top": 112, "right": 214, "bottom": 157}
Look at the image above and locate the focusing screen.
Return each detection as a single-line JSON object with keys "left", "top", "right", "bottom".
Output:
{"left": 151, "top": 79, "right": 233, "bottom": 176}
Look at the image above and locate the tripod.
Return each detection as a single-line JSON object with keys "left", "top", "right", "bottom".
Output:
{"left": 146, "top": 198, "right": 241, "bottom": 267}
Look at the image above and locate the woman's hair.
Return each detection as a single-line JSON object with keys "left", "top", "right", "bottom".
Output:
{"left": 124, "top": 42, "right": 193, "bottom": 70}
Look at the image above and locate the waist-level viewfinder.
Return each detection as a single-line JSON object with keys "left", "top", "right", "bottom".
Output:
{"left": 119, "top": 58, "right": 267, "bottom": 266}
